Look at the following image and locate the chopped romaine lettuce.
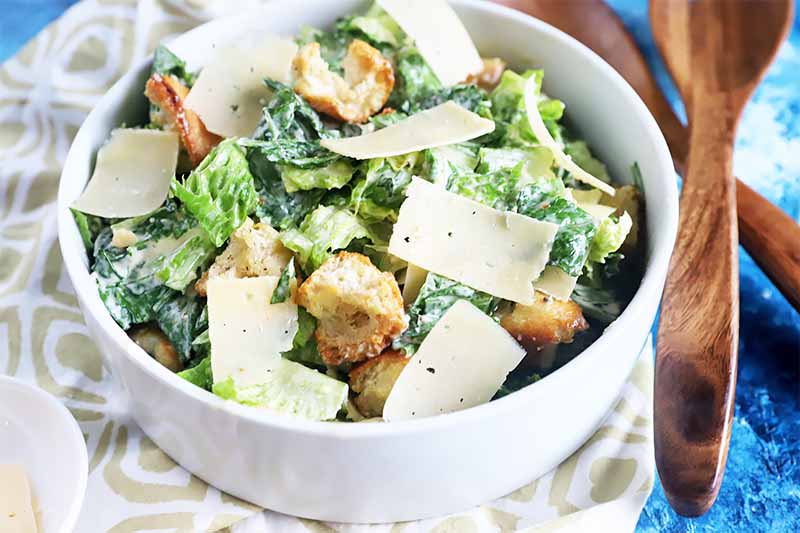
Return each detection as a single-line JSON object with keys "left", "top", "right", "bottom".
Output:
{"left": 271, "top": 258, "right": 296, "bottom": 304}
{"left": 589, "top": 212, "right": 633, "bottom": 263}
{"left": 515, "top": 184, "right": 598, "bottom": 277}
{"left": 177, "top": 356, "right": 213, "bottom": 390}
{"left": 572, "top": 283, "right": 623, "bottom": 324}
{"left": 394, "top": 273, "right": 500, "bottom": 355}
{"left": 254, "top": 79, "right": 337, "bottom": 142}
{"left": 282, "top": 307, "right": 325, "bottom": 368}
{"left": 280, "top": 205, "right": 373, "bottom": 272}
{"left": 279, "top": 159, "right": 356, "bottom": 193}
{"left": 447, "top": 164, "right": 524, "bottom": 210}
{"left": 565, "top": 140, "right": 611, "bottom": 184}
{"left": 212, "top": 359, "right": 347, "bottom": 421}
{"left": 389, "top": 46, "right": 442, "bottom": 107}
{"left": 171, "top": 139, "right": 258, "bottom": 247}
{"left": 239, "top": 138, "right": 340, "bottom": 168}
{"left": 72, "top": 208, "right": 106, "bottom": 252}
{"left": 246, "top": 145, "right": 327, "bottom": 230}
{"left": 155, "top": 290, "right": 205, "bottom": 364}
{"left": 350, "top": 156, "right": 416, "bottom": 222}
{"left": 421, "top": 143, "right": 480, "bottom": 186}
{"left": 344, "top": 2, "right": 404, "bottom": 47}
{"left": 92, "top": 201, "right": 214, "bottom": 329}
{"left": 152, "top": 45, "right": 196, "bottom": 86}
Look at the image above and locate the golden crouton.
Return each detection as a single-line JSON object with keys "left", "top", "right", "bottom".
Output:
{"left": 130, "top": 325, "right": 182, "bottom": 372}
{"left": 195, "top": 218, "right": 293, "bottom": 296}
{"left": 297, "top": 252, "right": 407, "bottom": 366}
{"left": 293, "top": 40, "right": 394, "bottom": 124}
{"left": 144, "top": 73, "right": 221, "bottom": 167}
{"left": 603, "top": 184, "right": 642, "bottom": 254}
{"left": 499, "top": 291, "right": 588, "bottom": 369}
{"left": 349, "top": 349, "right": 409, "bottom": 418}
{"left": 465, "top": 57, "right": 507, "bottom": 91}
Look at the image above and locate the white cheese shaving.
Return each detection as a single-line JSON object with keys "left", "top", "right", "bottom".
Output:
{"left": 388, "top": 177, "right": 558, "bottom": 305}
{"left": 533, "top": 266, "right": 578, "bottom": 301}
{"left": 378, "top": 0, "right": 483, "bottom": 86}
{"left": 524, "top": 76, "right": 615, "bottom": 196}
{"left": 185, "top": 35, "right": 298, "bottom": 138}
{"left": 320, "top": 101, "right": 494, "bottom": 159}
{"left": 383, "top": 300, "right": 526, "bottom": 421}
{"left": 0, "top": 464, "right": 37, "bottom": 533}
{"left": 71, "top": 128, "right": 178, "bottom": 218}
{"left": 207, "top": 276, "right": 298, "bottom": 388}
{"left": 580, "top": 203, "right": 617, "bottom": 221}
{"left": 402, "top": 263, "right": 428, "bottom": 305}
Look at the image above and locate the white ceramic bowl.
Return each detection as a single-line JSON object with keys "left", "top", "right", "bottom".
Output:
{"left": 57, "top": 0, "right": 677, "bottom": 523}
{"left": 0, "top": 376, "right": 88, "bottom": 532}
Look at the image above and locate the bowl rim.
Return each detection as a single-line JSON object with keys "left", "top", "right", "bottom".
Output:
{"left": 0, "top": 375, "right": 88, "bottom": 533}
{"left": 57, "top": 0, "right": 678, "bottom": 439}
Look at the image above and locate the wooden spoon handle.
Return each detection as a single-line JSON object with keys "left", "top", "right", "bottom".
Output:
{"left": 655, "top": 94, "right": 739, "bottom": 517}
{"left": 736, "top": 181, "right": 800, "bottom": 309}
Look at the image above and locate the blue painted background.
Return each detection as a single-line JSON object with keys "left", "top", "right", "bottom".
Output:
{"left": 1, "top": 1, "right": 797, "bottom": 531}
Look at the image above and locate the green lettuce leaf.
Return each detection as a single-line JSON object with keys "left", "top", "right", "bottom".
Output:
{"left": 246, "top": 144, "right": 326, "bottom": 230}
{"left": 279, "top": 159, "right": 356, "bottom": 193}
{"left": 281, "top": 307, "right": 325, "bottom": 368}
{"left": 421, "top": 143, "right": 480, "bottom": 186}
{"left": 447, "top": 164, "right": 524, "bottom": 210}
{"left": 177, "top": 356, "right": 213, "bottom": 390}
{"left": 212, "top": 359, "right": 347, "bottom": 421}
{"left": 350, "top": 156, "right": 417, "bottom": 222}
{"left": 280, "top": 205, "right": 373, "bottom": 272}
{"left": 92, "top": 202, "right": 214, "bottom": 329}
{"left": 515, "top": 184, "right": 597, "bottom": 277}
{"left": 565, "top": 140, "right": 611, "bottom": 183}
{"left": 171, "top": 139, "right": 258, "bottom": 247}
{"left": 589, "top": 213, "right": 633, "bottom": 263}
{"left": 389, "top": 46, "right": 442, "bottom": 106}
{"left": 71, "top": 208, "right": 106, "bottom": 252}
{"left": 156, "top": 290, "right": 205, "bottom": 364}
{"left": 271, "top": 258, "right": 296, "bottom": 304}
{"left": 394, "top": 273, "right": 500, "bottom": 355}
{"left": 152, "top": 45, "right": 196, "bottom": 86}
{"left": 254, "top": 79, "right": 337, "bottom": 141}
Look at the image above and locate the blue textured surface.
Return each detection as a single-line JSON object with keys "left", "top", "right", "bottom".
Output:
{"left": 1, "top": 1, "right": 798, "bottom": 531}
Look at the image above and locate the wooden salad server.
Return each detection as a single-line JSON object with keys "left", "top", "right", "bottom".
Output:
{"left": 648, "top": 0, "right": 793, "bottom": 516}
{"left": 496, "top": 0, "right": 800, "bottom": 312}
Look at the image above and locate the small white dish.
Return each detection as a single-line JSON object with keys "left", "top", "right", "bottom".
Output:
{"left": 0, "top": 376, "right": 88, "bottom": 533}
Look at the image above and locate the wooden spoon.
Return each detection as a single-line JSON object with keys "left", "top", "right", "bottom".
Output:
{"left": 649, "top": 0, "right": 792, "bottom": 516}
{"left": 495, "top": 0, "right": 800, "bottom": 312}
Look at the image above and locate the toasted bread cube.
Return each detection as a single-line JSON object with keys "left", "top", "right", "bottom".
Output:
{"left": 465, "top": 57, "right": 507, "bottom": 91}
{"left": 144, "top": 73, "right": 221, "bottom": 167}
{"left": 293, "top": 39, "right": 394, "bottom": 124}
{"left": 499, "top": 291, "right": 589, "bottom": 369}
{"left": 349, "top": 349, "right": 409, "bottom": 418}
{"left": 195, "top": 218, "right": 292, "bottom": 296}
{"left": 297, "top": 252, "right": 407, "bottom": 365}
{"left": 130, "top": 325, "right": 182, "bottom": 372}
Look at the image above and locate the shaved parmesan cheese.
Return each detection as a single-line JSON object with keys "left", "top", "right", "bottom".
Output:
{"left": 321, "top": 101, "right": 494, "bottom": 159}
{"left": 524, "top": 77, "right": 615, "bottom": 196}
{"left": 402, "top": 263, "right": 428, "bottom": 305}
{"left": 388, "top": 178, "right": 558, "bottom": 304}
{"left": 185, "top": 35, "right": 298, "bottom": 138}
{"left": 207, "top": 276, "right": 298, "bottom": 387}
{"left": 383, "top": 300, "right": 525, "bottom": 421}
{"left": 378, "top": 0, "right": 482, "bottom": 86}
{"left": 0, "top": 464, "right": 37, "bottom": 533}
{"left": 570, "top": 188, "right": 603, "bottom": 205}
{"left": 533, "top": 266, "right": 578, "bottom": 301}
{"left": 71, "top": 129, "right": 178, "bottom": 218}
{"left": 581, "top": 203, "right": 617, "bottom": 221}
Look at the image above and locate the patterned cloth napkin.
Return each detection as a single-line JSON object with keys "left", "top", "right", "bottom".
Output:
{"left": 0, "top": 0, "right": 655, "bottom": 530}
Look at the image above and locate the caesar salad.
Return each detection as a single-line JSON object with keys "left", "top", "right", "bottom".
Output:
{"left": 71, "top": 0, "right": 644, "bottom": 422}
